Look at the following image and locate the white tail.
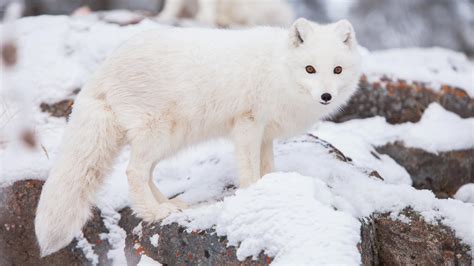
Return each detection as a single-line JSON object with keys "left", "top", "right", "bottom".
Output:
{"left": 35, "top": 94, "right": 123, "bottom": 257}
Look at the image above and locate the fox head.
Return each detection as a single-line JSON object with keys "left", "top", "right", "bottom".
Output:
{"left": 285, "top": 18, "right": 361, "bottom": 107}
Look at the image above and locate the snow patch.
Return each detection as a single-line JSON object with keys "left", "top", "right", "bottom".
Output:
{"left": 133, "top": 222, "right": 143, "bottom": 239}
{"left": 138, "top": 254, "right": 162, "bottom": 265}
{"left": 454, "top": 184, "right": 474, "bottom": 203}
{"left": 166, "top": 173, "right": 362, "bottom": 264}
{"left": 316, "top": 103, "right": 474, "bottom": 154}
{"left": 98, "top": 206, "right": 127, "bottom": 265}
{"left": 361, "top": 47, "right": 474, "bottom": 97}
{"left": 149, "top": 234, "right": 159, "bottom": 248}
{"left": 75, "top": 232, "right": 99, "bottom": 265}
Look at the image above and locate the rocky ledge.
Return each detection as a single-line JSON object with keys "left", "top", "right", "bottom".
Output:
{"left": 1, "top": 137, "right": 471, "bottom": 265}
{"left": 1, "top": 181, "right": 471, "bottom": 265}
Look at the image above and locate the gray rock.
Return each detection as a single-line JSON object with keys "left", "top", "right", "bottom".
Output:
{"left": 0, "top": 180, "right": 112, "bottom": 266}
{"left": 362, "top": 209, "right": 472, "bottom": 265}
{"left": 376, "top": 142, "right": 474, "bottom": 198}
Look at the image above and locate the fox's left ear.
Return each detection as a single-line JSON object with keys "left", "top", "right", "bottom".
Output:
{"left": 289, "top": 18, "right": 313, "bottom": 47}
{"left": 334, "top": 20, "right": 357, "bottom": 48}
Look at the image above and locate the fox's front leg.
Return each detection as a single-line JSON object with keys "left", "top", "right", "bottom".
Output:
{"left": 195, "top": 0, "right": 217, "bottom": 25}
{"left": 260, "top": 139, "right": 274, "bottom": 177}
{"left": 232, "top": 117, "right": 264, "bottom": 188}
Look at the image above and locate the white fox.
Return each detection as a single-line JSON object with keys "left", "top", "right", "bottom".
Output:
{"left": 35, "top": 18, "right": 361, "bottom": 256}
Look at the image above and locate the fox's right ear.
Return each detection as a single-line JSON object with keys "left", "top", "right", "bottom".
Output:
{"left": 289, "top": 18, "right": 313, "bottom": 47}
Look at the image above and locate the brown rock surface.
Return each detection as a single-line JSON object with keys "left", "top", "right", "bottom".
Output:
{"left": 1, "top": 179, "right": 472, "bottom": 264}
{"left": 333, "top": 76, "right": 474, "bottom": 124}
{"left": 0, "top": 180, "right": 112, "bottom": 266}
{"left": 376, "top": 142, "right": 474, "bottom": 198}
{"left": 363, "top": 209, "right": 472, "bottom": 266}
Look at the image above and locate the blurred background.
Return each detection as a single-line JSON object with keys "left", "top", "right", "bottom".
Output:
{"left": 0, "top": 0, "right": 473, "bottom": 56}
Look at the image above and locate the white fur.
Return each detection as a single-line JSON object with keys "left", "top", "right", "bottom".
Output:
{"left": 158, "top": 0, "right": 294, "bottom": 27}
{"left": 35, "top": 18, "right": 361, "bottom": 256}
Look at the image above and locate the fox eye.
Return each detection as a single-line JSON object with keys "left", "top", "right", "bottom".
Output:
{"left": 305, "top": 65, "right": 316, "bottom": 74}
{"left": 334, "top": 66, "right": 343, "bottom": 74}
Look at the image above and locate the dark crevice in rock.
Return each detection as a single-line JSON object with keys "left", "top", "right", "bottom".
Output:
{"left": 360, "top": 217, "right": 379, "bottom": 266}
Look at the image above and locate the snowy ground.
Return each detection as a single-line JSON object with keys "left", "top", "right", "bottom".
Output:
{"left": 1, "top": 15, "right": 473, "bottom": 265}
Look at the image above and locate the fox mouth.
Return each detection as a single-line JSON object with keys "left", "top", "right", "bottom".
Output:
{"left": 319, "top": 101, "right": 330, "bottom": 105}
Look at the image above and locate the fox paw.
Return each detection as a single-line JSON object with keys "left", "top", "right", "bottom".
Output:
{"left": 137, "top": 202, "right": 180, "bottom": 222}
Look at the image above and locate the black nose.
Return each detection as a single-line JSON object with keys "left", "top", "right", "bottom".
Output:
{"left": 321, "top": 93, "right": 332, "bottom": 102}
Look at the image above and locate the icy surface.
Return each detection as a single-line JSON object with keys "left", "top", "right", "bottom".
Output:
{"left": 1, "top": 15, "right": 473, "bottom": 264}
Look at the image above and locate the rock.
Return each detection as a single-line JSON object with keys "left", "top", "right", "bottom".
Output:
{"left": 362, "top": 209, "right": 472, "bottom": 266}
{"left": 1, "top": 177, "right": 472, "bottom": 264}
{"left": 376, "top": 142, "right": 474, "bottom": 198}
{"left": 359, "top": 217, "right": 379, "bottom": 266}
{"left": 40, "top": 99, "right": 75, "bottom": 118}
{"left": 0, "top": 180, "right": 112, "bottom": 266}
{"left": 333, "top": 76, "right": 474, "bottom": 124}
{"left": 118, "top": 208, "right": 142, "bottom": 266}
{"left": 135, "top": 221, "right": 272, "bottom": 265}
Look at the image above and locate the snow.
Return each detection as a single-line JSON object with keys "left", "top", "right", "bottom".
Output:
{"left": 1, "top": 14, "right": 473, "bottom": 264}
{"left": 454, "top": 184, "right": 474, "bottom": 203}
{"left": 149, "top": 234, "right": 159, "bottom": 248}
{"left": 75, "top": 232, "right": 99, "bottom": 265}
{"left": 316, "top": 102, "right": 474, "bottom": 154}
{"left": 0, "top": 15, "right": 159, "bottom": 105}
{"left": 361, "top": 46, "right": 474, "bottom": 97}
{"left": 132, "top": 222, "right": 143, "bottom": 239}
{"left": 167, "top": 173, "right": 362, "bottom": 264}
{"left": 138, "top": 254, "right": 162, "bottom": 265}
{"left": 164, "top": 135, "right": 474, "bottom": 261}
{"left": 98, "top": 206, "right": 127, "bottom": 265}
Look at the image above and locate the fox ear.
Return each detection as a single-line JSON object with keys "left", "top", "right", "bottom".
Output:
{"left": 289, "top": 18, "right": 313, "bottom": 47}
{"left": 334, "top": 19, "right": 356, "bottom": 48}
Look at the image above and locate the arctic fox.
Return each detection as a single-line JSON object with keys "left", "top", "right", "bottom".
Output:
{"left": 157, "top": 0, "right": 294, "bottom": 27}
{"left": 35, "top": 18, "right": 361, "bottom": 256}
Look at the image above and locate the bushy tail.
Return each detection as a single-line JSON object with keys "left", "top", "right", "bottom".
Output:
{"left": 35, "top": 95, "right": 123, "bottom": 257}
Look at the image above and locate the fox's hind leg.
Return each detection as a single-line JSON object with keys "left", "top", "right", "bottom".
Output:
{"left": 126, "top": 134, "right": 183, "bottom": 222}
